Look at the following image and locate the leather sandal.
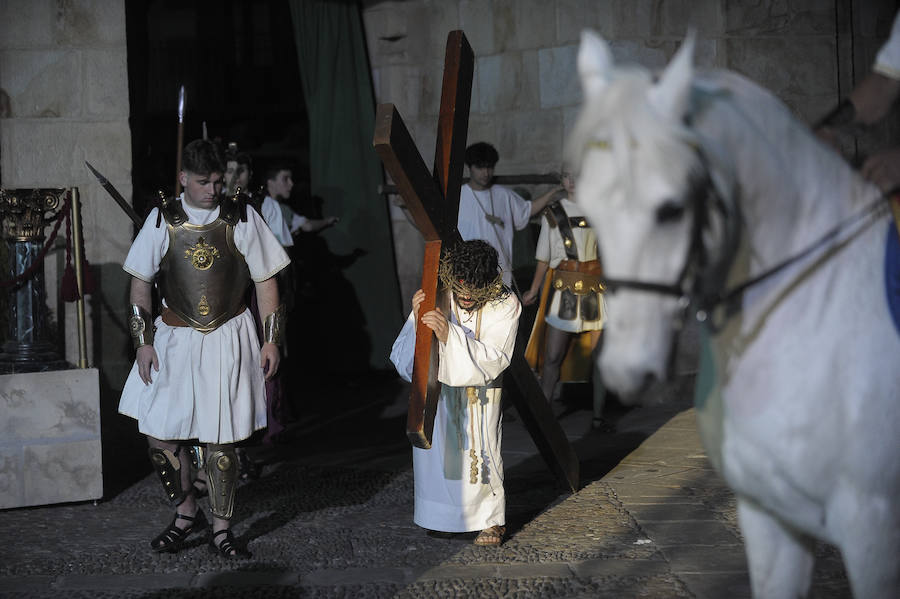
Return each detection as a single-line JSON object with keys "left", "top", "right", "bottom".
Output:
{"left": 150, "top": 509, "right": 208, "bottom": 553}
{"left": 209, "top": 528, "right": 251, "bottom": 558}
{"left": 473, "top": 525, "right": 505, "bottom": 546}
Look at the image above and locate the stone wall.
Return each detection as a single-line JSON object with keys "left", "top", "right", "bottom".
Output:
{"left": 362, "top": 0, "right": 895, "bottom": 306}
{"left": 0, "top": 0, "right": 133, "bottom": 388}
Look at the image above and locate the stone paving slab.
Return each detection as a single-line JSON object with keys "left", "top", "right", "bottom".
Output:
{"left": 0, "top": 379, "right": 853, "bottom": 598}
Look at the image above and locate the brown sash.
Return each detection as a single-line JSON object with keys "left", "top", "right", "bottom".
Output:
{"left": 161, "top": 304, "right": 247, "bottom": 328}
{"left": 556, "top": 259, "right": 603, "bottom": 276}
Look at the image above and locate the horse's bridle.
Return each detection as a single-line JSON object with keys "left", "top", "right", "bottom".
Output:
{"left": 599, "top": 148, "right": 733, "bottom": 324}
{"left": 597, "top": 145, "right": 889, "bottom": 330}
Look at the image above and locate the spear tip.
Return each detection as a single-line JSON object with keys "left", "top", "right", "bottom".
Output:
{"left": 177, "top": 85, "right": 185, "bottom": 122}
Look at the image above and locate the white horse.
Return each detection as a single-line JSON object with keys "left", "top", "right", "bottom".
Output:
{"left": 568, "top": 31, "right": 900, "bottom": 599}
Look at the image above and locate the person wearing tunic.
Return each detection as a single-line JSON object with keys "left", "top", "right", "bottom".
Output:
{"left": 522, "top": 167, "right": 611, "bottom": 430}
{"left": 119, "top": 139, "right": 290, "bottom": 558}
{"left": 457, "top": 142, "right": 555, "bottom": 286}
{"left": 390, "top": 240, "right": 521, "bottom": 546}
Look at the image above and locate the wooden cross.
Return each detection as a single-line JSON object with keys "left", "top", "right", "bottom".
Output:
{"left": 373, "top": 31, "right": 579, "bottom": 492}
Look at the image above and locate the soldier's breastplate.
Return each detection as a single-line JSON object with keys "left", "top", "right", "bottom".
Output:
{"left": 159, "top": 220, "right": 251, "bottom": 333}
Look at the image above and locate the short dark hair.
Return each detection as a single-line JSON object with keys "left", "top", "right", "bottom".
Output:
{"left": 225, "top": 147, "right": 252, "bottom": 169}
{"left": 465, "top": 142, "right": 499, "bottom": 168}
{"left": 263, "top": 160, "right": 293, "bottom": 182}
{"left": 182, "top": 139, "right": 224, "bottom": 176}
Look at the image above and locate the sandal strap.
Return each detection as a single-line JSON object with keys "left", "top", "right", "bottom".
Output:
{"left": 175, "top": 511, "right": 200, "bottom": 523}
{"left": 211, "top": 529, "right": 237, "bottom": 554}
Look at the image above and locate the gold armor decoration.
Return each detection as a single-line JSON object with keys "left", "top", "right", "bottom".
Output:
{"left": 553, "top": 270, "right": 603, "bottom": 295}
{"left": 158, "top": 209, "right": 251, "bottom": 334}
{"left": 206, "top": 446, "right": 238, "bottom": 520}
{"left": 184, "top": 236, "right": 220, "bottom": 270}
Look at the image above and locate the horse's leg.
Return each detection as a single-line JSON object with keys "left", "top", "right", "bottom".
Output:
{"left": 737, "top": 497, "right": 814, "bottom": 599}
{"left": 828, "top": 489, "right": 900, "bottom": 599}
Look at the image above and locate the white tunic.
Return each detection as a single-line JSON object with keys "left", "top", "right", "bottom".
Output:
{"left": 457, "top": 184, "right": 532, "bottom": 285}
{"left": 390, "top": 292, "right": 521, "bottom": 532}
{"left": 118, "top": 202, "right": 290, "bottom": 444}
{"left": 261, "top": 195, "right": 294, "bottom": 247}
{"left": 534, "top": 199, "right": 605, "bottom": 333}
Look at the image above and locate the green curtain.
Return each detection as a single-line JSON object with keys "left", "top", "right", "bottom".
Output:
{"left": 289, "top": 0, "right": 402, "bottom": 371}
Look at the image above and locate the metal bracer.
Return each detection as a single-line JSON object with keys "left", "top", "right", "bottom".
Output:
{"left": 129, "top": 304, "right": 154, "bottom": 349}
{"left": 263, "top": 304, "right": 286, "bottom": 345}
{"left": 148, "top": 446, "right": 185, "bottom": 505}
{"left": 206, "top": 445, "right": 238, "bottom": 520}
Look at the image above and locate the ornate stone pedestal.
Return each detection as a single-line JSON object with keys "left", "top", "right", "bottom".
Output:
{"left": 0, "top": 189, "right": 69, "bottom": 373}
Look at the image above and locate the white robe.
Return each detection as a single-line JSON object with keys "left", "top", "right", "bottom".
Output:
{"left": 457, "top": 184, "right": 532, "bottom": 285}
{"left": 118, "top": 202, "right": 290, "bottom": 444}
{"left": 390, "top": 292, "right": 521, "bottom": 532}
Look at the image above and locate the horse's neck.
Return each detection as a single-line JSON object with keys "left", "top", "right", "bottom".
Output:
{"left": 692, "top": 71, "right": 879, "bottom": 268}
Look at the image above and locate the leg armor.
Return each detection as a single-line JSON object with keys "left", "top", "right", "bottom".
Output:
{"left": 189, "top": 445, "right": 206, "bottom": 470}
{"left": 206, "top": 445, "right": 238, "bottom": 520}
{"left": 148, "top": 446, "right": 186, "bottom": 505}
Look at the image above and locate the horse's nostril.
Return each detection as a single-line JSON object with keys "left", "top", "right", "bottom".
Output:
{"left": 642, "top": 371, "right": 656, "bottom": 390}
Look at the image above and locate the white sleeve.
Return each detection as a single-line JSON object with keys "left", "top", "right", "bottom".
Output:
{"left": 390, "top": 313, "right": 417, "bottom": 382}
{"left": 534, "top": 216, "right": 552, "bottom": 263}
{"left": 233, "top": 208, "right": 291, "bottom": 282}
{"left": 437, "top": 294, "right": 521, "bottom": 387}
{"left": 508, "top": 188, "right": 533, "bottom": 230}
{"left": 290, "top": 212, "right": 309, "bottom": 233}
{"left": 122, "top": 208, "right": 168, "bottom": 282}
{"left": 875, "top": 12, "right": 900, "bottom": 79}
{"left": 261, "top": 197, "right": 294, "bottom": 247}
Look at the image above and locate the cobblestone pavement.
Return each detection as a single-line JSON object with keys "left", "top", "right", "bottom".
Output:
{"left": 0, "top": 369, "right": 852, "bottom": 598}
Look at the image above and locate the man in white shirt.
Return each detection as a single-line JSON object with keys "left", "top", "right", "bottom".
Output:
{"left": 458, "top": 142, "right": 555, "bottom": 285}
{"left": 264, "top": 162, "right": 339, "bottom": 239}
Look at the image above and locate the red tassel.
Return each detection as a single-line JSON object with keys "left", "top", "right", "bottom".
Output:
{"left": 60, "top": 264, "right": 80, "bottom": 301}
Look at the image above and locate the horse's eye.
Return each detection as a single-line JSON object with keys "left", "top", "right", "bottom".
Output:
{"left": 655, "top": 201, "right": 685, "bottom": 224}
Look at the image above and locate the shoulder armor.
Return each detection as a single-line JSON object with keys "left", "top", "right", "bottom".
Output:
{"left": 218, "top": 193, "right": 242, "bottom": 225}
{"left": 157, "top": 193, "right": 188, "bottom": 227}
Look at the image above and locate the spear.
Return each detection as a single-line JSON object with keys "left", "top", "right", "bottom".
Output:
{"left": 174, "top": 85, "right": 185, "bottom": 197}
{"left": 84, "top": 161, "right": 142, "bottom": 228}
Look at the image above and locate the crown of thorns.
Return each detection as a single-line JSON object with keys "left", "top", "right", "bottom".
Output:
{"left": 438, "top": 251, "right": 506, "bottom": 306}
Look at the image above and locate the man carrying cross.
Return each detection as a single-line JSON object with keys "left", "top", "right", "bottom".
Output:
{"left": 390, "top": 239, "right": 520, "bottom": 546}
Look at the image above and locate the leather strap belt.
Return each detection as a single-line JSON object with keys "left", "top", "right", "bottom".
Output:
{"left": 556, "top": 259, "right": 603, "bottom": 276}
{"left": 161, "top": 305, "right": 247, "bottom": 328}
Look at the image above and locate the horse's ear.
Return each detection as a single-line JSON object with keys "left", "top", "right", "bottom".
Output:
{"left": 578, "top": 29, "right": 614, "bottom": 99}
{"left": 649, "top": 30, "right": 696, "bottom": 121}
